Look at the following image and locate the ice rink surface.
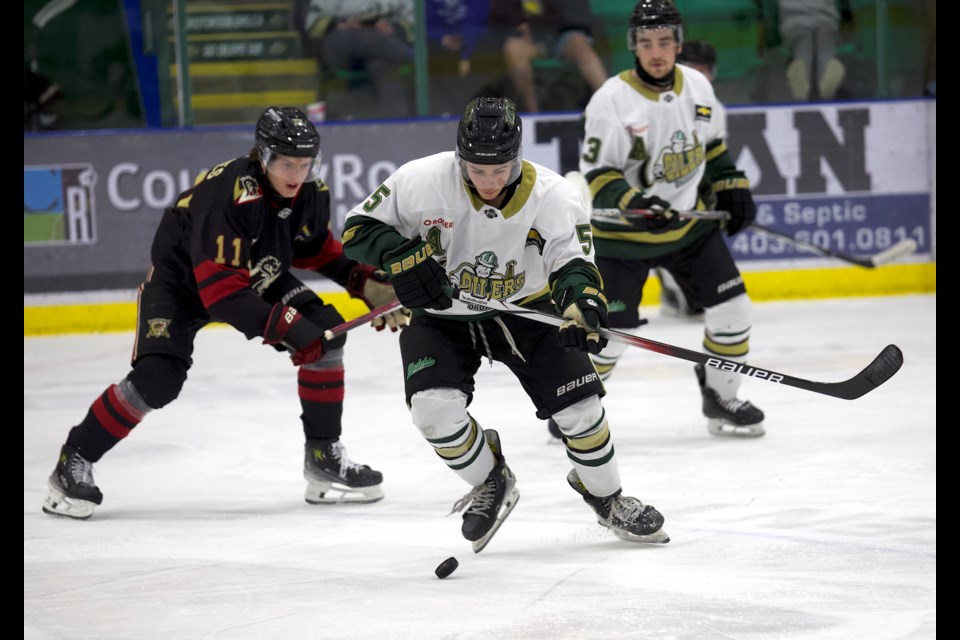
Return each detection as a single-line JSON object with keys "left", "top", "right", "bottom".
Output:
{"left": 24, "top": 294, "right": 935, "bottom": 639}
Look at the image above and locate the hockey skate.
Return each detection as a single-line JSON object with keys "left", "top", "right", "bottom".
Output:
{"left": 42, "top": 444, "right": 103, "bottom": 520}
{"left": 450, "top": 429, "right": 520, "bottom": 553}
{"left": 567, "top": 469, "right": 669, "bottom": 544}
{"left": 696, "top": 364, "right": 765, "bottom": 437}
{"left": 304, "top": 439, "right": 384, "bottom": 504}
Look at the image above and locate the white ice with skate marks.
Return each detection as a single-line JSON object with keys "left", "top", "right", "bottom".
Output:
{"left": 24, "top": 294, "right": 936, "bottom": 639}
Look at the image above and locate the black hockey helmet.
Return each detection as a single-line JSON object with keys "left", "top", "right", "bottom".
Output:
{"left": 627, "top": 0, "right": 684, "bottom": 50}
{"left": 255, "top": 106, "right": 320, "bottom": 159}
{"left": 677, "top": 39, "right": 716, "bottom": 67}
{"left": 456, "top": 97, "right": 523, "bottom": 185}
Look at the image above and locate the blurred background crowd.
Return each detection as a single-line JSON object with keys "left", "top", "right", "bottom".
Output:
{"left": 24, "top": 0, "right": 936, "bottom": 131}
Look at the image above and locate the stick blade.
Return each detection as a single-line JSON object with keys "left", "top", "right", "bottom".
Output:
{"left": 830, "top": 344, "right": 904, "bottom": 399}
{"left": 868, "top": 239, "right": 918, "bottom": 267}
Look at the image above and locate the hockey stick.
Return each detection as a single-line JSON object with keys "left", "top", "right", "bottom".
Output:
{"left": 323, "top": 300, "right": 405, "bottom": 340}
{"left": 564, "top": 171, "right": 722, "bottom": 221}
{"left": 445, "top": 287, "right": 903, "bottom": 400}
{"left": 746, "top": 225, "right": 918, "bottom": 268}
{"left": 591, "top": 208, "right": 730, "bottom": 223}
{"left": 591, "top": 205, "right": 916, "bottom": 268}
{"left": 565, "top": 171, "right": 917, "bottom": 268}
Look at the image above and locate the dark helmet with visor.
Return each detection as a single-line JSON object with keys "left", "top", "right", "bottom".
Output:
{"left": 627, "top": 0, "right": 684, "bottom": 50}
{"left": 255, "top": 106, "right": 321, "bottom": 180}
{"left": 456, "top": 97, "right": 523, "bottom": 186}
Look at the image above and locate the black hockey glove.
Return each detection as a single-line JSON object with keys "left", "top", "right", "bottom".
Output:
{"left": 624, "top": 192, "right": 681, "bottom": 233}
{"left": 555, "top": 285, "right": 609, "bottom": 354}
{"left": 713, "top": 178, "right": 757, "bottom": 236}
{"left": 382, "top": 238, "right": 452, "bottom": 310}
{"left": 263, "top": 303, "right": 327, "bottom": 366}
{"left": 344, "top": 263, "right": 409, "bottom": 332}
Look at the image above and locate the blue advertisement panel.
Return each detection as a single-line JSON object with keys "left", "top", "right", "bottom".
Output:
{"left": 731, "top": 193, "right": 931, "bottom": 262}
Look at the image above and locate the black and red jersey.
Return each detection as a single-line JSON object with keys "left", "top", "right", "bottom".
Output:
{"left": 147, "top": 155, "right": 353, "bottom": 339}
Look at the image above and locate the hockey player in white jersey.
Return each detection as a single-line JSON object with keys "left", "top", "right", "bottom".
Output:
{"left": 562, "top": 0, "right": 765, "bottom": 438}
{"left": 342, "top": 97, "right": 668, "bottom": 551}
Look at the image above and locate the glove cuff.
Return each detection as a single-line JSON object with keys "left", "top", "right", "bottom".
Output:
{"left": 345, "top": 263, "right": 376, "bottom": 299}
{"left": 382, "top": 238, "right": 433, "bottom": 275}
{"left": 555, "top": 283, "right": 607, "bottom": 316}
{"left": 711, "top": 176, "right": 750, "bottom": 192}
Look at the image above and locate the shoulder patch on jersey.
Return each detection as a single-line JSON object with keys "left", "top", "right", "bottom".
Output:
{"left": 525, "top": 228, "right": 545, "bottom": 254}
{"left": 234, "top": 175, "right": 263, "bottom": 205}
{"left": 695, "top": 104, "right": 713, "bottom": 121}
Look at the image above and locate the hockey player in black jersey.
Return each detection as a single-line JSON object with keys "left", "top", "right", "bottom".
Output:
{"left": 42, "top": 107, "right": 407, "bottom": 519}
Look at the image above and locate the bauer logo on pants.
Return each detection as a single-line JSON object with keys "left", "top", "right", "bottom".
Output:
{"left": 24, "top": 164, "right": 98, "bottom": 245}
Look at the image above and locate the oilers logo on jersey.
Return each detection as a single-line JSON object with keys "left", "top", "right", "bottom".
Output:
{"left": 652, "top": 130, "right": 704, "bottom": 187}
{"left": 451, "top": 251, "right": 526, "bottom": 300}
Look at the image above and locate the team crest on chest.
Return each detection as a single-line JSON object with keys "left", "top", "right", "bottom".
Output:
{"left": 652, "top": 130, "right": 704, "bottom": 187}
{"left": 451, "top": 251, "right": 525, "bottom": 300}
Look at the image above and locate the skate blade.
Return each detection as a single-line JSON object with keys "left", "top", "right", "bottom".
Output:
{"left": 707, "top": 418, "right": 765, "bottom": 438}
{"left": 472, "top": 487, "right": 520, "bottom": 554}
{"left": 608, "top": 525, "right": 671, "bottom": 544}
{"left": 304, "top": 480, "right": 384, "bottom": 504}
{"left": 42, "top": 482, "right": 96, "bottom": 520}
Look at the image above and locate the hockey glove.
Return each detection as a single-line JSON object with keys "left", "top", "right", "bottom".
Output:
{"left": 624, "top": 192, "right": 681, "bottom": 233}
{"left": 382, "top": 238, "right": 452, "bottom": 310}
{"left": 263, "top": 303, "right": 327, "bottom": 366}
{"left": 345, "top": 263, "right": 410, "bottom": 332}
{"left": 556, "top": 285, "right": 609, "bottom": 354}
{"left": 713, "top": 178, "right": 756, "bottom": 235}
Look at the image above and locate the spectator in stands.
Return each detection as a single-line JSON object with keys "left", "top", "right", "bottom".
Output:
{"left": 425, "top": 0, "right": 501, "bottom": 116}
{"left": 490, "top": 0, "right": 608, "bottom": 113}
{"left": 779, "top": 0, "right": 851, "bottom": 101}
{"left": 303, "top": 1, "right": 415, "bottom": 119}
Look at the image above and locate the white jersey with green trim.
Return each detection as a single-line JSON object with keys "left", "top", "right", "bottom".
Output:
{"left": 345, "top": 151, "right": 596, "bottom": 318}
{"left": 580, "top": 64, "right": 726, "bottom": 210}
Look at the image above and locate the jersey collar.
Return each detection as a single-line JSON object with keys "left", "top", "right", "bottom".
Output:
{"left": 621, "top": 66, "right": 686, "bottom": 101}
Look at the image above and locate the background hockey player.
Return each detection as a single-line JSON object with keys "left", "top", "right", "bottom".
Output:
{"left": 655, "top": 38, "right": 719, "bottom": 320}
{"left": 42, "top": 106, "right": 407, "bottom": 520}
{"left": 569, "top": 0, "right": 765, "bottom": 438}
{"left": 342, "top": 96, "right": 668, "bottom": 552}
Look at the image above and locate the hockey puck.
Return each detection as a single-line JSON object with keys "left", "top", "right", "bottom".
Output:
{"left": 434, "top": 556, "right": 459, "bottom": 579}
